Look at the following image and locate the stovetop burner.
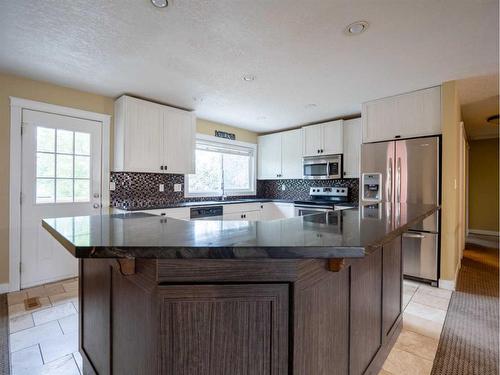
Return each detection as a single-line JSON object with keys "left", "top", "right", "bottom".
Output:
{"left": 294, "top": 187, "right": 349, "bottom": 207}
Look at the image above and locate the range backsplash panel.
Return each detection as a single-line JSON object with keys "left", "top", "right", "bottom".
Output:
{"left": 110, "top": 172, "right": 359, "bottom": 209}
{"left": 257, "top": 178, "right": 359, "bottom": 202}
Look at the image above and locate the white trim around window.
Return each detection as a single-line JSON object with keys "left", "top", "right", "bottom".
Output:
{"left": 8, "top": 97, "right": 111, "bottom": 292}
{"left": 184, "top": 134, "right": 257, "bottom": 198}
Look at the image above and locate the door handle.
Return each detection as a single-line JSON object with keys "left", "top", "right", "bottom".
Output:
{"left": 396, "top": 157, "right": 401, "bottom": 203}
{"left": 387, "top": 158, "right": 393, "bottom": 202}
{"left": 93, "top": 203, "right": 100, "bottom": 209}
{"left": 403, "top": 232, "right": 425, "bottom": 239}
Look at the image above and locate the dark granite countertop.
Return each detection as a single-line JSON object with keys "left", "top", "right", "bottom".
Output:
{"left": 113, "top": 198, "right": 296, "bottom": 211}
{"left": 43, "top": 203, "right": 438, "bottom": 260}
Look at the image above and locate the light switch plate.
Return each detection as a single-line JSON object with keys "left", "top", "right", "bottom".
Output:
{"left": 109, "top": 181, "right": 116, "bottom": 191}
{"left": 159, "top": 184, "right": 165, "bottom": 192}
{"left": 281, "top": 184, "right": 286, "bottom": 191}
{"left": 174, "top": 183, "right": 182, "bottom": 192}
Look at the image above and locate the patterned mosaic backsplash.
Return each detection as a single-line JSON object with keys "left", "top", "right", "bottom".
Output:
{"left": 110, "top": 172, "right": 359, "bottom": 209}
{"left": 110, "top": 172, "right": 256, "bottom": 210}
{"left": 256, "top": 178, "right": 359, "bottom": 202}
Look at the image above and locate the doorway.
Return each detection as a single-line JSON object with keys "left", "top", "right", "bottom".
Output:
{"left": 20, "top": 110, "right": 103, "bottom": 287}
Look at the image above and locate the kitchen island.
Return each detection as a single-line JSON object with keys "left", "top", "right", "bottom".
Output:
{"left": 43, "top": 203, "right": 438, "bottom": 375}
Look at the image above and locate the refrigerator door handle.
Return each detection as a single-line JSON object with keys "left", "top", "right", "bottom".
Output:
{"left": 387, "top": 157, "right": 393, "bottom": 202}
{"left": 396, "top": 157, "right": 401, "bottom": 203}
{"left": 403, "top": 232, "right": 426, "bottom": 239}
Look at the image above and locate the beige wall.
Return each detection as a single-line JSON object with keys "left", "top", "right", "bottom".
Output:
{"left": 440, "top": 80, "right": 464, "bottom": 282}
{"left": 0, "top": 72, "right": 256, "bottom": 286}
{"left": 196, "top": 118, "right": 257, "bottom": 143}
{"left": 468, "top": 138, "right": 499, "bottom": 232}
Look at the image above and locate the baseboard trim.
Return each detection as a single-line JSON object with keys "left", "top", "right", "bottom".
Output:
{"left": 439, "top": 279, "right": 455, "bottom": 291}
{"left": 0, "top": 283, "right": 10, "bottom": 294}
{"left": 468, "top": 229, "right": 500, "bottom": 237}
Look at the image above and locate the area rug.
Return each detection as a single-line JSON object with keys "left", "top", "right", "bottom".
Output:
{"left": 0, "top": 293, "right": 9, "bottom": 374}
{"left": 431, "top": 244, "right": 499, "bottom": 375}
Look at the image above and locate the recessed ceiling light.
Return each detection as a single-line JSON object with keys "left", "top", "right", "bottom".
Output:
{"left": 242, "top": 74, "right": 256, "bottom": 82}
{"left": 344, "top": 21, "right": 369, "bottom": 35}
{"left": 151, "top": 0, "right": 168, "bottom": 8}
{"left": 305, "top": 103, "right": 317, "bottom": 108}
{"left": 487, "top": 114, "right": 499, "bottom": 125}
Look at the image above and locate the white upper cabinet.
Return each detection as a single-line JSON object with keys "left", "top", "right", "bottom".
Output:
{"left": 302, "top": 120, "right": 343, "bottom": 157}
{"left": 281, "top": 129, "right": 303, "bottom": 179}
{"left": 258, "top": 129, "right": 303, "bottom": 180}
{"left": 362, "top": 86, "right": 441, "bottom": 143}
{"left": 258, "top": 133, "right": 282, "bottom": 179}
{"left": 342, "top": 118, "right": 362, "bottom": 178}
{"left": 114, "top": 95, "right": 196, "bottom": 174}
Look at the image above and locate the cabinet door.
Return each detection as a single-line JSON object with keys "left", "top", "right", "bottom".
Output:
{"left": 123, "top": 98, "right": 164, "bottom": 172}
{"left": 342, "top": 118, "right": 362, "bottom": 178}
{"left": 382, "top": 235, "right": 402, "bottom": 337}
{"left": 321, "top": 120, "right": 343, "bottom": 155}
{"left": 362, "top": 97, "right": 399, "bottom": 143}
{"left": 281, "top": 129, "right": 303, "bottom": 179}
{"left": 258, "top": 133, "right": 282, "bottom": 179}
{"left": 158, "top": 284, "right": 289, "bottom": 375}
{"left": 245, "top": 210, "right": 261, "bottom": 221}
{"left": 397, "top": 86, "right": 441, "bottom": 138}
{"left": 163, "top": 108, "right": 196, "bottom": 174}
{"left": 302, "top": 124, "right": 323, "bottom": 157}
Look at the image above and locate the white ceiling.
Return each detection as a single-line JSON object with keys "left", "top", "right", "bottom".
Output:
{"left": 0, "top": 0, "right": 498, "bottom": 133}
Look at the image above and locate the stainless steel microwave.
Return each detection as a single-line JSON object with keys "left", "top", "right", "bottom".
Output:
{"left": 303, "top": 155, "right": 342, "bottom": 179}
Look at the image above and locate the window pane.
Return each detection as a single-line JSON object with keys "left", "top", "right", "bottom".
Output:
{"left": 57, "top": 130, "right": 73, "bottom": 154}
{"left": 223, "top": 154, "right": 250, "bottom": 190}
{"left": 74, "top": 179, "right": 90, "bottom": 202}
{"left": 36, "top": 179, "right": 55, "bottom": 203}
{"left": 36, "top": 152, "right": 55, "bottom": 178}
{"left": 56, "top": 154, "right": 73, "bottom": 178}
{"left": 75, "top": 132, "right": 90, "bottom": 155}
{"left": 37, "top": 127, "right": 55, "bottom": 152}
{"left": 188, "top": 150, "right": 222, "bottom": 193}
{"left": 56, "top": 179, "right": 73, "bottom": 202}
{"left": 74, "top": 156, "right": 90, "bottom": 178}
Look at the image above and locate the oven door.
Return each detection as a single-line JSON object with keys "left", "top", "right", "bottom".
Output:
{"left": 294, "top": 205, "right": 333, "bottom": 216}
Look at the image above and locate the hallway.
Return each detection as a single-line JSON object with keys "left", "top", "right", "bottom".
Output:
{"left": 431, "top": 236, "right": 499, "bottom": 374}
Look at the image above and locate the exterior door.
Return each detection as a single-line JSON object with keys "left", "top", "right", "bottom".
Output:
{"left": 21, "top": 109, "right": 102, "bottom": 288}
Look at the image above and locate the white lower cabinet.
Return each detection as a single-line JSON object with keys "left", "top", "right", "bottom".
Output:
{"left": 223, "top": 203, "right": 262, "bottom": 220}
{"left": 260, "top": 202, "right": 295, "bottom": 220}
{"left": 137, "top": 207, "right": 190, "bottom": 220}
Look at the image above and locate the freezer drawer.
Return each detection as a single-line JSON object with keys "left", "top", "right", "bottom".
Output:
{"left": 402, "top": 231, "right": 438, "bottom": 281}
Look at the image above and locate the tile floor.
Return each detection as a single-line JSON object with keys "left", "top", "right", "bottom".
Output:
{"left": 7, "top": 278, "right": 81, "bottom": 375}
{"left": 380, "top": 279, "right": 452, "bottom": 375}
{"left": 7, "top": 278, "right": 450, "bottom": 375}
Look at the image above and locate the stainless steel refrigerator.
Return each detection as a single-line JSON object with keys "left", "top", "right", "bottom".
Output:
{"left": 360, "top": 136, "right": 440, "bottom": 285}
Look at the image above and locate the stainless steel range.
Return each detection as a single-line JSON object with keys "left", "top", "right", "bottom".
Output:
{"left": 294, "top": 187, "right": 354, "bottom": 216}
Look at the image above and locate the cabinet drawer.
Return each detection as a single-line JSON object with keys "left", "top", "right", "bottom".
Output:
{"left": 138, "top": 207, "right": 190, "bottom": 219}
{"left": 223, "top": 202, "right": 262, "bottom": 214}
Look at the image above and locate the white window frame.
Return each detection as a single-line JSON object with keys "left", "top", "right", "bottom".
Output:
{"left": 185, "top": 134, "right": 257, "bottom": 198}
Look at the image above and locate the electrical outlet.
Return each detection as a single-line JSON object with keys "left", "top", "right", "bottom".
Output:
{"left": 174, "top": 183, "right": 182, "bottom": 192}
{"left": 109, "top": 181, "right": 116, "bottom": 191}
{"left": 281, "top": 184, "right": 286, "bottom": 191}
{"left": 159, "top": 184, "right": 165, "bottom": 192}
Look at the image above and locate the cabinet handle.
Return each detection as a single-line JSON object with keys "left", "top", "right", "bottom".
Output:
{"left": 165, "top": 165, "right": 167, "bottom": 171}
{"left": 321, "top": 149, "right": 324, "bottom": 153}
{"left": 317, "top": 149, "right": 320, "bottom": 154}
{"left": 160, "top": 166, "right": 164, "bottom": 170}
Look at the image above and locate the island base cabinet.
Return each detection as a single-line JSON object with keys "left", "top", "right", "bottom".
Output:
{"left": 79, "top": 237, "right": 403, "bottom": 375}
{"left": 157, "top": 284, "right": 289, "bottom": 375}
